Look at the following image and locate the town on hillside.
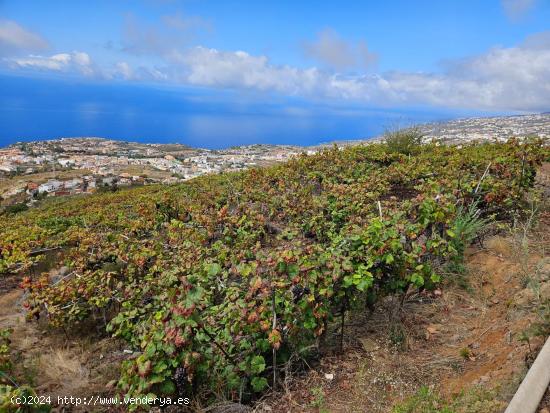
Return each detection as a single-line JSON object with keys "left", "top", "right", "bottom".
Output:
{"left": 1, "top": 113, "right": 549, "bottom": 209}
{"left": 0, "top": 138, "right": 312, "bottom": 208}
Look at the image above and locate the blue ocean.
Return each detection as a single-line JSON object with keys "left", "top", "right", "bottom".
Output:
{"left": 0, "top": 74, "right": 472, "bottom": 149}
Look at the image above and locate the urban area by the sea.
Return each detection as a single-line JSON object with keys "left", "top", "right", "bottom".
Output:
{"left": 1, "top": 113, "right": 548, "bottom": 209}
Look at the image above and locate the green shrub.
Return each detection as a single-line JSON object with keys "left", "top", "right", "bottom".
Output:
{"left": 0, "top": 328, "right": 12, "bottom": 376}
{"left": 392, "top": 386, "right": 453, "bottom": 413}
{"left": 3, "top": 203, "right": 29, "bottom": 215}
{"left": 448, "top": 202, "right": 489, "bottom": 273}
{"left": 384, "top": 128, "right": 424, "bottom": 155}
{"left": 392, "top": 386, "right": 505, "bottom": 413}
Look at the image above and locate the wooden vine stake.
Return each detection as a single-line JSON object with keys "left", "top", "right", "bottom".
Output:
{"left": 474, "top": 162, "right": 492, "bottom": 194}
{"left": 340, "top": 296, "right": 346, "bottom": 354}
{"left": 519, "top": 152, "right": 526, "bottom": 189}
{"left": 271, "top": 290, "right": 277, "bottom": 390}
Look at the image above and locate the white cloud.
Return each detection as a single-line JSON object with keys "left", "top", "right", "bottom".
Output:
{"left": 122, "top": 12, "right": 210, "bottom": 57}
{"left": 181, "top": 47, "right": 321, "bottom": 94}
{"left": 522, "top": 31, "right": 550, "bottom": 49}
{"left": 169, "top": 34, "right": 550, "bottom": 111}
{"left": 0, "top": 19, "right": 49, "bottom": 55}
{"left": 162, "top": 12, "right": 212, "bottom": 33}
{"left": 122, "top": 14, "right": 175, "bottom": 56}
{"left": 501, "top": 0, "right": 538, "bottom": 21}
{"left": 3, "top": 29, "right": 550, "bottom": 112}
{"left": 10, "top": 53, "right": 71, "bottom": 70}
{"left": 303, "top": 28, "right": 378, "bottom": 71}
{"left": 8, "top": 51, "right": 96, "bottom": 76}
{"left": 114, "top": 61, "right": 133, "bottom": 79}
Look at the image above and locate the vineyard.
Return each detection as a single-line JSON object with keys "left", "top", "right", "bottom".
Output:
{"left": 0, "top": 138, "right": 548, "bottom": 410}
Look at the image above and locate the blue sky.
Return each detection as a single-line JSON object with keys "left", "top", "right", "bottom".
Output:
{"left": 0, "top": 0, "right": 549, "bottom": 116}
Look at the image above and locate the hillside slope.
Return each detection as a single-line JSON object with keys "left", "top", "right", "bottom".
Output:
{"left": 0, "top": 139, "right": 548, "bottom": 411}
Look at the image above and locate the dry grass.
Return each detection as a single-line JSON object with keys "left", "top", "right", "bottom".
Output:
{"left": 485, "top": 236, "right": 512, "bottom": 257}
{"left": 38, "top": 348, "right": 90, "bottom": 392}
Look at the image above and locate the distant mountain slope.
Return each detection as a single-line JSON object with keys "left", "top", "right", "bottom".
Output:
{"left": 417, "top": 113, "right": 550, "bottom": 143}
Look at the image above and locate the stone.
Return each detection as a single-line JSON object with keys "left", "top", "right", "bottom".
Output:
{"left": 515, "top": 288, "right": 535, "bottom": 306}
{"left": 479, "top": 375, "right": 489, "bottom": 383}
{"left": 359, "top": 337, "right": 379, "bottom": 352}
{"left": 540, "top": 282, "right": 550, "bottom": 298}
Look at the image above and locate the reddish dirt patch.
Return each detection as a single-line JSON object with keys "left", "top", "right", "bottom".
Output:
{"left": 380, "top": 184, "right": 419, "bottom": 201}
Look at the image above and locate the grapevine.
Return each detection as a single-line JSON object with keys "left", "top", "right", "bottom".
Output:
{"left": 0, "top": 138, "right": 547, "bottom": 407}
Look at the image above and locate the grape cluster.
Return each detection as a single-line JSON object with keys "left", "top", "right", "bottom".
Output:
{"left": 173, "top": 366, "right": 188, "bottom": 397}
{"left": 291, "top": 285, "right": 310, "bottom": 303}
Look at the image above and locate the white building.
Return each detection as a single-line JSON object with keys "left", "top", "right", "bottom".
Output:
{"left": 58, "top": 159, "right": 75, "bottom": 167}
{"left": 63, "top": 178, "right": 82, "bottom": 190}
{"left": 38, "top": 180, "right": 64, "bottom": 193}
